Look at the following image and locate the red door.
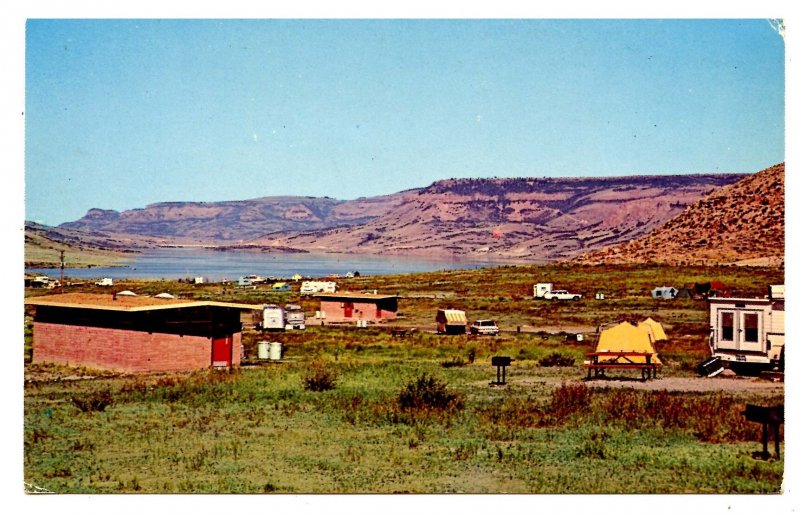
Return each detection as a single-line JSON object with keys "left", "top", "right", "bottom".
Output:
{"left": 344, "top": 302, "right": 354, "bottom": 318}
{"left": 212, "top": 335, "right": 233, "bottom": 367}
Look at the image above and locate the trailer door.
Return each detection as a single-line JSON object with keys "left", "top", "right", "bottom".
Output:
{"left": 717, "top": 311, "right": 736, "bottom": 350}
{"left": 738, "top": 311, "right": 765, "bottom": 352}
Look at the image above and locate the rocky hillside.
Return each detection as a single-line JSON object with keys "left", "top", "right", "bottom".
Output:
{"left": 60, "top": 192, "right": 416, "bottom": 243}
{"left": 254, "top": 174, "right": 745, "bottom": 261}
{"left": 573, "top": 163, "right": 784, "bottom": 266}
{"left": 49, "top": 172, "right": 753, "bottom": 262}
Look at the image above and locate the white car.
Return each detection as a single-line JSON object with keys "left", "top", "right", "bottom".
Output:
{"left": 470, "top": 320, "right": 500, "bottom": 336}
{"left": 543, "top": 290, "right": 582, "bottom": 301}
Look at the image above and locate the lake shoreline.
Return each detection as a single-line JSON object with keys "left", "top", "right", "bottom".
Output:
{"left": 25, "top": 247, "right": 517, "bottom": 281}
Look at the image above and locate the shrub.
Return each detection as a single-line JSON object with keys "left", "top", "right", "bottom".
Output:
{"left": 71, "top": 389, "right": 114, "bottom": 412}
{"left": 538, "top": 352, "right": 576, "bottom": 367}
{"left": 303, "top": 361, "right": 337, "bottom": 392}
{"left": 548, "top": 383, "right": 592, "bottom": 422}
{"left": 397, "top": 373, "right": 464, "bottom": 413}
{"left": 440, "top": 356, "right": 467, "bottom": 368}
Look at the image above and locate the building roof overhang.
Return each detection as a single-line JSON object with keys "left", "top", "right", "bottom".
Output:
{"left": 25, "top": 293, "right": 262, "bottom": 313}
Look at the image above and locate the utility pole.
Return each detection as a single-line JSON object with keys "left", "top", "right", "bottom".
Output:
{"left": 59, "top": 250, "right": 65, "bottom": 293}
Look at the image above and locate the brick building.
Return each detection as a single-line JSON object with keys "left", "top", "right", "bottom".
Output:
{"left": 25, "top": 293, "right": 261, "bottom": 373}
{"left": 316, "top": 292, "right": 399, "bottom": 321}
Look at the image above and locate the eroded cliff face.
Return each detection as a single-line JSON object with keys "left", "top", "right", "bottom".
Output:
{"left": 47, "top": 169, "right": 767, "bottom": 263}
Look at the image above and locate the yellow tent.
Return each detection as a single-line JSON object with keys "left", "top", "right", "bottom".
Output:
{"left": 595, "top": 322, "right": 661, "bottom": 364}
{"left": 638, "top": 317, "right": 668, "bottom": 341}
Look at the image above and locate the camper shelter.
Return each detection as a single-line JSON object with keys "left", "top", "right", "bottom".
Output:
{"left": 316, "top": 292, "right": 398, "bottom": 321}
{"left": 25, "top": 293, "right": 261, "bottom": 373}
{"left": 436, "top": 309, "right": 468, "bottom": 335}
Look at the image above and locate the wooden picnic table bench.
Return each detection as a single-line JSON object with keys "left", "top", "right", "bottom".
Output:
{"left": 584, "top": 351, "right": 660, "bottom": 381}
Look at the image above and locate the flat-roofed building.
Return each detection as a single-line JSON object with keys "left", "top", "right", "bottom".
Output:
{"left": 25, "top": 293, "right": 261, "bottom": 373}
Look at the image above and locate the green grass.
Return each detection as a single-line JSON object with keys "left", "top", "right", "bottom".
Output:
{"left": 23, "top": 263, "right": 785, "bottom": 493}
{"left": 24, "top": 353, "right": 783, "bottom": 494}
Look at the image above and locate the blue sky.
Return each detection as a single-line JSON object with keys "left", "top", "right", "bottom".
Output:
{"left": 25, "top": 19, "right": 785, "bottom": 225}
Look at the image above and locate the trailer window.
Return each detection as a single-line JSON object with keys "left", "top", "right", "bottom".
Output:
{"left": 744, "top": 313, "right": 759, "bottom": 343}
{"left": 721, "top": 312, "right": 734, "bottom": 341}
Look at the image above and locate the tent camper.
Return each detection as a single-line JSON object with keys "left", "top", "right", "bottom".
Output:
{"left": 436, "top": 309, "right": 467, "bottom": 335}
{"left": 594, "top": 322, "right": 662, "bottom": 365}
{"left": 638, "top": 317, "right": 668, "bottom": 342}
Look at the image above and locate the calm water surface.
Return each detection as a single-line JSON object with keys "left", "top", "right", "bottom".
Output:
{"left": 26, "top": 248, "right": 508, "bottom": 281}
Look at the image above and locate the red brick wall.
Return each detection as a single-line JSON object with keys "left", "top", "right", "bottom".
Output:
{"left": 32, "top": 322, "right": 242, "bottom": 373}
{"left": 319, "top": 300, "right": 397, "bottom": 321}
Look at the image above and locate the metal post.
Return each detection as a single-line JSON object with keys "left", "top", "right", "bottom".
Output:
{"left": 59, "top": 251, "right": 65, "bottom": 293}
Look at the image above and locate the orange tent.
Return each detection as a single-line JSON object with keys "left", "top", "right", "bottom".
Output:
{"left": 638, "top": 317, "right": 668, "bottom": 342}
{"left": 595, "top": 322, "right": 661, "bottom": 364}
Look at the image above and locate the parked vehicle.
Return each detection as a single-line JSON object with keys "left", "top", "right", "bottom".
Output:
{"left": 95, "top": 278, "right": 113, "bottom": 287}
{"left": 708, "top": 285, "right": 784, "bottom": 371}
{"left": 244, "top": 275, "right": 268, "bottom": 284}
{"left": 284, "top": 304, "right": 306, "bottom": 330}
{"left": 470, "top": 319, "right": 499, "bottom": 336}
{"left": 543, "top": 289, "right": 582, "bottom": 301}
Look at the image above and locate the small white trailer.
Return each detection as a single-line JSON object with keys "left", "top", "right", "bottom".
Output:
{"left": 534, "top": 283, "right": 553, "bottom": 298}
{"left": 300, "top": 281, "right": 337, "bottom": 296}
{"left": 261, "top": 304, "right": 286, "bottom": 331}
{"left": 283, "top": 304, "right": 306, "bottom": 330}
{"left": 708, "top": 285, "right": 784, "bottom": 371}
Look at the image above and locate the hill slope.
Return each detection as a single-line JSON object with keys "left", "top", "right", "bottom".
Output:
{"left": 24, "top": 222, "right": 148, "bottom": 268}
{"left": 51, "top": 172, "right": 749, "bottom": 262}
{"left": 572, "top": 163, "right": 784, "bottom": 266}
{"left": 255, "top": 174, "right": 745, "bottom": 261}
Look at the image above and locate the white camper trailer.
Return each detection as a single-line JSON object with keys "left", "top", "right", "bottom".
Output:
{"left": 283, "top": 304, "right": 306, "bottom": 330}
{"left": 708, "top": 285, "right": 784, "bottom": 371}
{"left": 261, "top": 304, "right": 286, "bottom": 331}
{"left": 534, "top": 283, "right": 553, "bottom": 298}
{"left": 300, "top": 281, "right": 337, "bottom": 296}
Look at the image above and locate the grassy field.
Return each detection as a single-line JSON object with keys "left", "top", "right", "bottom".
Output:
{"left": 23, "top": 263, "right": 785, "bottom": 494}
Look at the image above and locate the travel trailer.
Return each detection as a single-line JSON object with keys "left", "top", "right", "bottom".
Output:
{"left": 300, "top": 281, "right": 337, "bottom": 295}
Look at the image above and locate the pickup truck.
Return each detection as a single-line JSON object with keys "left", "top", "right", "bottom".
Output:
{"left": 542, "top": 289, "right": 582, "bottom": 301}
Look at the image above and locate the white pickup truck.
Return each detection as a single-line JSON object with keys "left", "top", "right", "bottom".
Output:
{"left": 542, "top": 289, "right": 582, "bottom": 301}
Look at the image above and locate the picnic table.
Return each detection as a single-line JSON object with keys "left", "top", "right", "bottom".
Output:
{"left": 584, "top": 351, "right": 660, "bottom": 381}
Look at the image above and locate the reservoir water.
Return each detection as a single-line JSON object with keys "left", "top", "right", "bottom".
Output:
{"left": 26, "top": 247, "right": 506, "bottom": 281}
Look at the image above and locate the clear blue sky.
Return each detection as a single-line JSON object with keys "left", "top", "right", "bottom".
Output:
{"left": 25, "top": 19, "right": 785, "bottom": 225}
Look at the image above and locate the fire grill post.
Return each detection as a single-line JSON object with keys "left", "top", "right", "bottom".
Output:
{"left": 491, "top": 356, "right": 511, "bottom": 385}
{"left": 743, "top": 404, "right": 784, "bottom": 460}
